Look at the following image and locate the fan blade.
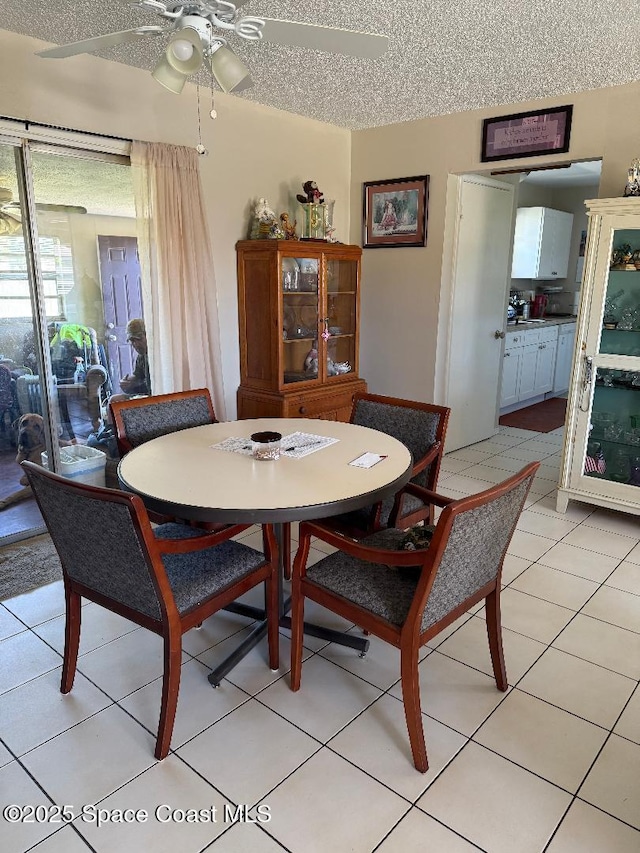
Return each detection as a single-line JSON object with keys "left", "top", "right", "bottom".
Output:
{"left": 37, "top": 26, "right": 166, "bottom": 59}
{"left": 259, "top": 18, "right": 388, "bottom": 59}
{"left": 0, "top": 212, "right": 22, "bottom": 235}
{"left": 4, "top": 202, "right": 87, "bottom": 214}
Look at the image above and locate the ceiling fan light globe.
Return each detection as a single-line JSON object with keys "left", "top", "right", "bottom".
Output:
{"left": 165, "top": 28, "right": 203, "bottom": 75}
{"left": 151, "top": 55, "right": 188, "bottom": 94}
{"left": 209, "top": 44, "right": 251, "bottom": 93}
{"left": 169, "top": 38, "right": 194, "bottom": 62}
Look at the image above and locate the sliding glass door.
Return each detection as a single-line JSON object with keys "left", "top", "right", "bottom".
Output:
{"left": 0, "top": 137, "right": 137, "bottom": 544}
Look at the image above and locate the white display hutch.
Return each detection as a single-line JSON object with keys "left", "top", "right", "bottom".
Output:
{"left": 558, "top": 197, "right": 640, "bottom": 515}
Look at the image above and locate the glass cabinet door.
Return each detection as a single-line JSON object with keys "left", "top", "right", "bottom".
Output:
{"left": 281, "top": 256, "right": 319, "bottom": 385}
{"left": 583, "top": 225, "right": 640, "bottom": 488}
{"left": 324, "top": 257, "right": 357, "bottom": 380}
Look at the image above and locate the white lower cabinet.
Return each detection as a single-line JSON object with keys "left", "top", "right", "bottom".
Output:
{"left": 553, "top": 323, "right": 577, "bottom": 393}
{"left": 500, "top": 325, "right": 561, "bottom": 409}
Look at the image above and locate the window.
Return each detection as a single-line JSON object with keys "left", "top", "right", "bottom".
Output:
{"left": 0, "top": 235, "right": 73, "bottom": 318}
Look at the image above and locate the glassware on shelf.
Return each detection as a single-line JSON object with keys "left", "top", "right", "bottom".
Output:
{"left": 604, "top": 422, "right": 624, "bottom": 441}
{"left": 618, "top": 308, "right": 638, "bottom": 332}
{"left": 603, "top": 288, "right": 625, "bottom": 328}
{"left": 630, "top": 456, "right": 640, "bottom": 486}
{"left": 609, "top": 449, "right": 630, "bottom": 482}
{"left": 281, "top": 257, "right": 300, "bottom": 292}
{"left": 624, "top": 430, "right": 640, "bottom": 446}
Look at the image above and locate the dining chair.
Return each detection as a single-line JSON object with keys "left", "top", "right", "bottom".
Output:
{"left": 110, "top": 388, "right": 236, "bottom": 530}
{"left": 289, "top": 462, "right": 539, "bottom": 772}
{"left": 291, "top": 394, "right": 451, "bottom": 578}
{"left": 23, "top": 459, "right": 279, "bottom": 761}
{"left": 110, "top": 388, "right": 217, "bottom": 456}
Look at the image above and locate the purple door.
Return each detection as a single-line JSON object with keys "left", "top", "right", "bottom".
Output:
{"left": 98, "top": 236, "right": 143, "bottom": 394}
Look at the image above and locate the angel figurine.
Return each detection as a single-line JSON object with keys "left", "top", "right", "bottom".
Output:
{"left": 250, "top": 197, "right": 283, "bottom": 239}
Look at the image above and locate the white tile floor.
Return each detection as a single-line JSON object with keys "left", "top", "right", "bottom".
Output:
{"left": 1, "top": 424, "right": 639, "bottom": 852}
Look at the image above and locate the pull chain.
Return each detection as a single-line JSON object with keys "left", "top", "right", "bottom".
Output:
{"left": 196, "top": 84, "right": 207, "bottom": 155}
{"left": 210, "top": 81, "right": 217, "bottom": 120}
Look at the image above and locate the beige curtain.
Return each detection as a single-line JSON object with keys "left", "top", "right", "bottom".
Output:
{"left": 131, "top": 141, "right": 226, "bottom": 418}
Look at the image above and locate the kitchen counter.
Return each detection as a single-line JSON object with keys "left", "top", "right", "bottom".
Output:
{"left": 507, "top": 315, "right": 577, "bottom": 329}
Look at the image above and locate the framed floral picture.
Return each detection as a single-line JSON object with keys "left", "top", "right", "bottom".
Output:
{"left": 362, "top": 175, "right": 429, "bottom": 248}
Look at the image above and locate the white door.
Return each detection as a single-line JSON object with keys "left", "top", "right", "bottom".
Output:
{"left": 443, "top": 176, "right": 515, "bottom": 450}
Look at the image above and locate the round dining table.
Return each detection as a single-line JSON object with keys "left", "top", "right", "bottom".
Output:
{"left": 118, "top": 417, "right": 413, "bottom": 683}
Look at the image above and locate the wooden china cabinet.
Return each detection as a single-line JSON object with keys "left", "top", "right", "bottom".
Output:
{"left": 236, "top": 240, "right": 366, "bottom": 421}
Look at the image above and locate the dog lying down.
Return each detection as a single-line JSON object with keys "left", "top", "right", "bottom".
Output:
{"left": 0, "top": 413, "right": 75, "bottom": 510}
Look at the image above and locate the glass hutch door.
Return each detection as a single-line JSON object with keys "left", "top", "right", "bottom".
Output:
{"left": 324, "top": 257, "right": 357, "bottom": 380}
{"left": 281, "top": 255, "right": 319, "bottom": 385}
{"left": 582, "top": 225, "right": 640, "bottom": 489}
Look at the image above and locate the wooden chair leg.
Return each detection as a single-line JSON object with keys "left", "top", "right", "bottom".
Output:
{"left": 289, "top": 576, "right": 304, "bottom": 692}
{"left": 61, "top": 587, "right": 81, "bottom": 694}
{"left": 400, "top": 644, "right": 428, "bottom": 773}
{"left": 486, "top": 587, "right": 508, "bottom": 692}
{"left": 266, "top": 575, "right": 279, "bottom": 671}
{"left": 155, "top": 631, "right": 182, "bottom": 760}
{"left": 283, "top": 522, "right": 292, "bottom": 581}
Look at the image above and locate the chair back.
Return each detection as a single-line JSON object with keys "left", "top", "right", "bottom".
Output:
{"left": 417, "top": 463, "right": 538, "bottom": 632}
{"left": 16, "top": 373, "right": 43, "bottom": 416}
{"left": 22, "top": 460, "right": 168, "bottom": 622}
{"left": 111, "top": 389, "right": 216, "bottom": 455}
{"left": 351, "top": 393, "right": 450, "bottom": 521}
{"left": 0, "top": 364, "right": 13, "bottom": 411}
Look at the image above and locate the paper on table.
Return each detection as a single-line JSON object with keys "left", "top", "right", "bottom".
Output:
{"left": 280, "top": 432, "right": 339, "bottom": 459}
{"left": 210, "top": 432, "right": 338, "bottom": 459}
{"left": 210, "top": 437, "right": 253, "bottom": 455}
{"left": 349, "top": 452, "right": 387, "bottom": 469}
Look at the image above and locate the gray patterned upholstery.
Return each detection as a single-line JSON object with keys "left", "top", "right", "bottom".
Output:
{"left": 155, "top": 523, "right": 266, "bottom": 613}
{"left": 305, "top": 477, "right": 532, "bottom": 631}
{"left": 335, "top": 399, "right": 442, "bottom": 527}
{"left": 119, "top": 395, "right": 213, "bottom": 448}
{"left": 26, "top": 468, "right": 267, "bottom": 621}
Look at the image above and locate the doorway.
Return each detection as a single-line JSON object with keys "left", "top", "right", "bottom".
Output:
{"left": 440, "top": 159, "right": 602, "bottom": 449}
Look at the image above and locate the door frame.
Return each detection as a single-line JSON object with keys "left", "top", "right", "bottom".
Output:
{"left": 435, "top": 172, "right": 517, "bottom": 439}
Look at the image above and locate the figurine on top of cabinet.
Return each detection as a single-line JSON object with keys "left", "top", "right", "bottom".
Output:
{"left": 249, "top": 197, "right": 284, "bottom": 239}
{"left": 623, "top": 158, "right": 640, "bottom": 197}
{"left": 296, "top": 180, "right": 324, "bottom": 206}
{"left": 280, "top": 212, "right": 298, "bottom": 240}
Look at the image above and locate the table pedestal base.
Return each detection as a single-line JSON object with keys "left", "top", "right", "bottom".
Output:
{"left": 209, "top": 600, "right": 370, "bottom": 687}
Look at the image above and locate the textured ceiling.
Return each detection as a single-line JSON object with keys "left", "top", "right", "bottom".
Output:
{"left": 1, "top": 0, "right": 639, "bottom": 130}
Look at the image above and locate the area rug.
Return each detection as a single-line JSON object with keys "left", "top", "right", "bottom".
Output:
{"left": 499, "top": 397, "right": 567, "bottom": 433}
{"left": 0, "top": 534, "right": 61, "bottom": 601}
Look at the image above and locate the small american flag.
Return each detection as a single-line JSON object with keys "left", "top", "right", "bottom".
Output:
{"left": 584, "top": 448, "right": 606, "bottom": 475}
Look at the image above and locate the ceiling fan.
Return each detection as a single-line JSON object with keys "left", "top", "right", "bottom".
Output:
{"left": 36, "top": 0, "right": 389, "bottom": 95}
{"left": 0, "top": 188, "right": 87, "bottom": 235}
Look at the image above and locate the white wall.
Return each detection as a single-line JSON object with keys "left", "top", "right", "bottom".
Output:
{"left": 0, "top": 29, "right": 352, "bottom": 418}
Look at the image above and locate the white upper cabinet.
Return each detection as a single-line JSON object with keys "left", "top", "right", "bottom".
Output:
{"left": 511, "top": 207, "right": 574, "bottom": 280}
